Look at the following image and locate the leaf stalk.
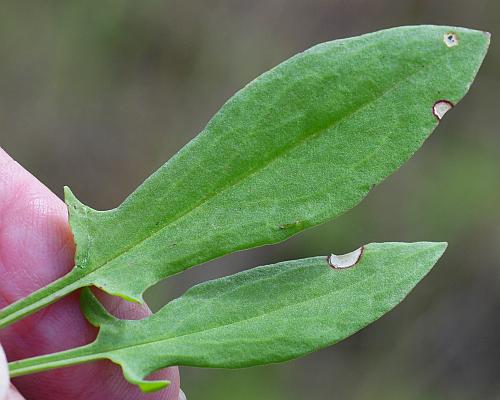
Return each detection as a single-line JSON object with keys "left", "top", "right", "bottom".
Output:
{"left": 8, "top": 343, "right": 100, "bottom": 378}
{"left": 0, "top": 270, "right": 84, "bottom": 329}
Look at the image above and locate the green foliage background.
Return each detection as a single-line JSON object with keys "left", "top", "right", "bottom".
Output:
{"left": 1, "top": 1, "right": 498, "bottom": 398}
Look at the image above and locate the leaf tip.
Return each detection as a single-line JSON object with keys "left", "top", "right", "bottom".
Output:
{"left": 63, "top": 186, "right": 81, "bottom": 211}
{"left": 137, "top": 379, "right": 171, "bottom": 393}
{"left": 92, "top": 281, "right": 146, "bottom": 305}
{"left": 434, "top": 241, "right": 448, "bottom": 254}
{"left": 115, "top": 291, "right": 145, "bottom": 305}
{"left": 121, "top": 365, "right": 170, "bottom": 393}
{"left": 80, "top": 288, "right": 116, "bottom": 328}
{"left": 418, "top": 241, "right": 448, "bottom": 264}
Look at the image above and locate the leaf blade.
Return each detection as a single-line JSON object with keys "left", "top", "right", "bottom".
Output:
{"left": 9, "top": 242, "right": 446, "bottom": 391}
{"left": 64, "top": 25, "right": 487, "bottom": 302}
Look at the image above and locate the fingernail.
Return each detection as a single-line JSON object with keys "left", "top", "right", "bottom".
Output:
{"left": 0, "top": 344, "right": 9, "bottom": 400}
{"left": 178, "top": 388, "right": 187, "bottom": 400}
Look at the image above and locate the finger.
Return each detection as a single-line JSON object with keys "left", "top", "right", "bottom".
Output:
{"left": 4, "top": 386, "right": 25, "bottom": 400}
{"left": 0, "top": 147, "right": 180, "bottom": 399}
{"left": 0, "top": 343, "right": 8, "bottom": 400}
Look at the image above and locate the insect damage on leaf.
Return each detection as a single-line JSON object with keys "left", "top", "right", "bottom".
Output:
{"left": 444, "top": 32, "right": 459, "bottom": 47}
{"left": 433, "top": 100, "right": 454, "bottom": 120}
{"left": 327, "top": 246, "right": 364, "bottom": 269}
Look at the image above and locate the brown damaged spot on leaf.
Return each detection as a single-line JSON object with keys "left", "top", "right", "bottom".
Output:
{"left": 327, "top": 246, "right": 364, "bottom": 269}
{"left": 433, "top": 100, "right": 454, "bottom": 121}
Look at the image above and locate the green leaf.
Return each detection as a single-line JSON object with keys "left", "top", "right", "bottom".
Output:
{"left": 0, "top": 25, "right": 489, "bottom": 328}
{"left": 8, "top": 242, "right": 447, "bottom": 392}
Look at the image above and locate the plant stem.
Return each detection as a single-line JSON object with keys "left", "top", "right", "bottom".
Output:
{"left": 8, "top": 343, "right": 101, "bottom": 378}
{"left": 0, "top": 269, "right": 85, "bottom": 329}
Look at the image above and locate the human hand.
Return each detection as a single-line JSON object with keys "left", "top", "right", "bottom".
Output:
{"left": 0, "top": 148, "right": 184, "bottom": 400}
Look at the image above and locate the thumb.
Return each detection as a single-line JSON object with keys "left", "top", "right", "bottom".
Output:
{"left": 0, "top": 344, "right": 24, "bottom": 400}
{"left": 0, "top": 343, "right": 8, "bottom": 400}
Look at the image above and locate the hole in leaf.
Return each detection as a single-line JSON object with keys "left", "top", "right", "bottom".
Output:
{"left": 327, "top": 246, "right": 364, "bottom": 269}
{"left": 433, "top": 100, "right": 453, "bottom": 120}
{"left": 444, "top": 32, "right": 458, "bottom": 47}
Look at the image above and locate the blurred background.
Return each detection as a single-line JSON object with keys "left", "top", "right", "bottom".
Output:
{"left": 1, "top": 1, "right": 499, "bottom": 398}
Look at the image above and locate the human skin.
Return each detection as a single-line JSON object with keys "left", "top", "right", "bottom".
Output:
{"left": 0, "top": 147, "right": 182, "bottom": 400}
